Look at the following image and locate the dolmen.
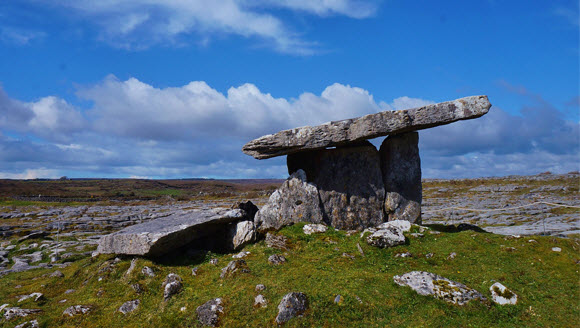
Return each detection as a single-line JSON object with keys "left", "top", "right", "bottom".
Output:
{"left": 243, "top": 95, "right": 491, "bottom": 232}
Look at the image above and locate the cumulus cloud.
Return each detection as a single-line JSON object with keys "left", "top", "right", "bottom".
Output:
{"left": 37, "top": 0, "right": 377, "bottom": 53}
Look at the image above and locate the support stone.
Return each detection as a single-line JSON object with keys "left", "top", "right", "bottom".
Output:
{"left": 287, "top": 141, "right": 385, "bottom": 230}
{"left": 380, "top": 132, "right": 422, "bottom": 224}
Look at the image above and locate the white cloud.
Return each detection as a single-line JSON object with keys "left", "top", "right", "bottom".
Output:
{"left": 0, "top": 168, "right": 59, "bottom": 180}
{"left": 0, "top": 27, "right": 46, "bottom": 45}
{"left": 27, "top": 96, "right": 86, "bottom": 138}
{"left": 29, "top": 0, "right": 376, "bottom": 53}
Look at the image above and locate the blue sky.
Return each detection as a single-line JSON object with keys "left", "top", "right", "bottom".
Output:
{"left": 0, "top": 0, "right": 578, "bottom": 179}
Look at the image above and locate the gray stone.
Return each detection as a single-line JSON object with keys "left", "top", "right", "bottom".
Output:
{"left": 119, "top": 299, "right": 140, "bottom": 314}
{"left": 63, "top": 305, "right": 91, "bottom": 317}
{"left": 243, "top": 96, "right": 491, "bottom": 159}
{"left": 268, "top": 254, "right": 287, "bottom": 265}
{"left": 228, "top": 220, "right": 255, "bottom": 251}
{"left": 265, "top": 233, "right": 288, "bottom": 250}
{"left": 162, "top": 273, "right": 182, "bottom": 301}
{"left": 17, "top": 293, "right": 44, "bottom": 303}
{"left": 366, "top": 227, "right": 405, "bottom": 248}
{"left": 49, "top": 270, "right": 64, "bottom": 278}
{"left": 303, "top": 224, "right": 327, "bottom": 235}
{"left": 490, "top": 282, "right": 517, "bottom": 305}
{"left": 255, "top": 284, "right": 266, "bottom": 292}
{"left": 96, "top": 208, "right": 247, "bottom": 257}
{"left": 232, "top": 251, "right": 250, "bottom": 259}
{"left": 254, "top": 170, "right": 324, "bottom": 233}
{"left": 141, "top": 266, "right": 155, "bottom": 277}
{"left": 380, "top": 132, "right": 422, "bottom": 224}
{"left": 254, "top": 294, "right": 268, "bottom": 308}
{"left": 220, "top": 260, "right": 250, "bottom": 279}
{"left": 196, "top": 298, "right": 223, "bottom": 327}
{"left": 276, "top": 292, "right": 309, "bottom": 324}
{"left": 288, "top": 142, "right": 385, "bottom": 230}
{"left": 14, "top": 319, "right": 39, "bottom": 328}
{"left": 3, "top": 307, "right": 41, "bottom": 320}
{"left": 376, "top": 220, "right": 412, "bottom": 232}
{"left": 393, "top": 271, "right": 486, "bottom": 305}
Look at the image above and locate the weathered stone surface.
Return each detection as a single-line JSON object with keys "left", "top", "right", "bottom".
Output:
{"left": 254, "top": 170, "right": 324, "bottom": 233}
{"left": 17, "top": 293, "right": 44, "bottom": 303}
{"left": 96, "top": 208, "right": 247, "bottom": 257}
{"left": 243, "top": 96, "right": 491, "bottom": 159}
{"left": 254, "top": 294, "right": 268, "bottom": 308}
{"left": 268, "top": 254, "right": 287, "bottom": 265}
{"left": 220, "top": 260, "right": 250, "bottom": 279}
{"left": 196, "top": 298, "right": 223, "bottom": 327}
{"left": 276, "top": 292, "right": 309, "bottom": 324}
{"left": 265, "top": 233, "right": 288, "bottom": 250}
{"left": 162, "top": 273, "right": 182, "bottom": 301}
{"left": 3, "top": 307, "right": 41, "bottom": 320}
{"left": 490, "top": 282, "right": 517, "bottom": 305}
{"left": 376, "top": 220, "right": 412, "bottom": 232}
{"left": 288, "top": 142, "right": 385, "bottom": 230}
{"left": 366, "top": 226, "right": 405, "bottom": 248}
{"left": 63, "top": 305, "right": 91, "bottom": 317}
{"left": 14, "top": 319, "right": 39, "bottom": 328}
{"left": 393, "top": 271, "right": 486, "bottom": 305}
{"left": 141, "top": 266, "right": 155, "bottom": 277}
{"left": 303, "top": 224, "right": 327, "bottom": 235}
{"left": 380, "top": 132, "right": 422, "bottom": 223}
{"left": 228, "top": 220, "right": 255, "bottom": 251}
{"left": 119, "top": 299, "right": 140, "bottom": 314}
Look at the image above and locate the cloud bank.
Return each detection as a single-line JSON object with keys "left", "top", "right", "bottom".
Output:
{"left": 1, "top": 77, "right": 578, "bottom": 179}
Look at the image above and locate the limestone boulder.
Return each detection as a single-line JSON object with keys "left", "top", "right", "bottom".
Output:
{"left": 490, "top": 282, "right": 518, "bottom": 305}
{"left": 254, "top": 170, "right": 324, "bottom": 233}
{"left": 276, "top": 292, "right": 309, "bottom": 324}
{"left": 380, "top": 132, "right": 422, "bottom": 224}
{"left": 366, "top": 226, "right": 405, "bottom": 248}
{"left": 243, "top": 96, "right": 491, "bottom": 159}
{"left": 288, "top": 142, "right": 385, "bottom": 230}
{"left": 196, "top": 298, "right": 224, "bottom": 327}
{"left": 227, "top": 220, "right": 255, "bottom": 251}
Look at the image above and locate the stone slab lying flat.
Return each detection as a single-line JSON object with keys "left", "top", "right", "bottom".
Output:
{"left": 243, "top": 95, "right": 491, "bottom": 159}
{"left": 96, "top": 208, "right": 246, "bottom": 257}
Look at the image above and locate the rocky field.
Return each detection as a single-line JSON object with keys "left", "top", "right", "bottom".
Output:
{"left": 0, "top": 172, "right": 578, "bottom": 327}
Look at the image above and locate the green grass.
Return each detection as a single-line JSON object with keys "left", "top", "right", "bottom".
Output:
{"left": 1, "top": 223, "right": 578, "bottom": 327}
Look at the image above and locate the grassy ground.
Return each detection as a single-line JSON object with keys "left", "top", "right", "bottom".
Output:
{"left": 1, "top": 223, "right": 578, "bottom": 327}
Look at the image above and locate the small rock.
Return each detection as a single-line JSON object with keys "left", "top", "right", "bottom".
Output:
{"left": 342, "top": 253, "right": 355, "bottom": 260}
{"left": 59, "top": 299, "right": 67, "bottom": 303}
{"left": 490, "top": 282, "right": 518, "bottom": 305}
{"left": 180, "top": 306, "right": 187, "bottom": 312}
{"left": 356, "top": 243, "right": 365, "bottom": 257}
{"left": 265, "top": 233, "right": 288, "bottom": 250}
{"left": 125, "top": 258, "right": 137, "bottom": 276}
{"left": 355, "top": 295, "right": 363, "bottom": 304}
{"left": 14, "top": 319, "right": 39, "bottom": 328}
{"left": 366, "top": 227, "right": 405, "bottom": 248}
{"left": 18, "top": 293, "right": 44, "bottom": 303}
{"left": 210, "top": 258, "right": 219, "bottom": 266}
{"left": 131, "top": 284, "right": 144, "bottom": 294}
{"left": 425, "top": 253, "right": 434, "bottom": 258}
{"left": 528, "top": 239, "right": 537, "bottom": 243}
{"left": 552, "top": 247, "right": 562, "bottom": 252}
{"left": 119, "top": 299, "right": 140, "bottom": 314}
{"left": 64, "top": 289, "right": 75, "bottom": 294}
{"left": 3, "top": 307, "right": 41, "bottom": 320}
{"left": 232, "top": 251, "right": 250, "bottom": 259}
{"left": 410, "top": 233, "right": 424, "bottom": 238}
{"left": 393, "top": 271, "right": 486, "bottom": 305}
{"left": 447, "top": 252, "right": 457, "bottom": 260}
{"left": 334, "top": 295, "right": 344, "bottom": 305}
{"left": 220, "top": 260, "right": 250, "bottom": 279}
{"left": 303, "top": 224, "right": 327, "bottom": 235}
{"left": 196, "top": 298, "right": 224, "bottom": 327}
{"left": 49, "top": 270, "right": 64, "bottom": 278}
{"left": 162, "top": 273, "right": 183, "bottom": 301}
{"left": 395, "top": 252, "right": 412, "bottom": 258}
{"left": 276, "top": 292, "right": 308, "bottom": 324}
{"left": 255, "top": 284, "right": 266, "bottom": 292}
{"left": 254, "top": 294, "right": 268, "bottom": 308}
{"left": 63, "top": 305, "right": 91, "bottom": 317}
{"left": 141, "top": 266, "right": 156, "bottom": 277}
{"left": 268, "top": 254, "right": 287, "bottom": 265}
{"left": 376, "top": 220, "right": 412, "bottom": 232}
{"left": 192, "top": 267, "right": 199, "bottom": 276}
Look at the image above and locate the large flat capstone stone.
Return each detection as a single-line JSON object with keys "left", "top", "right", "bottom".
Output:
{"left": 96, "top": 208, "right": 247, "bottom": 257}
{"left": 242, "top": 95, "right": 491, "bottom": 159}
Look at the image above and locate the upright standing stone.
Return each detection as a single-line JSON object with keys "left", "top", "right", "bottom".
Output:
{"left": 380, "top": 132, "right": 422, "bottom": 224}
{"left": 288, "top": 141, "right": 385, "bottom": 230}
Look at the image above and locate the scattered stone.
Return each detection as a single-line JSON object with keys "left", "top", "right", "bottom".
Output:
{"left": 59, "top": 299, "right": 67, "bottom": 303}
{"left": 356, "top": 243, "right": 365, "bottom": 257}
{"left": 490, "top": 282, "right": 518, "bottom": 305}
{"left": 196, "top": 298, "right": 224, "bottom": 327}
{"left": 192, "top": 267, "right": 199, "bottom": 276}
{"left": 393, "top": 271, "right": 486, "bottom": 305}
{"left": 119, "top": 299, "right": 140, "bottom": 314}
{"left": 254, "top": 170, "right": 324, "bottom": 233}
{"left": 396, "top": 252, "right": 412, "bottom": 258}
{"left": 180, "top": 307, "right": 187, "bottom": 312}
{"left": 63, "top": 305, "right": 91, "bottom": 317}
{"left": 125, "top": 258, "right": 137, "bottom": 276}
{"left": 255, "top": 284, "right": 266, "bottom": 292}
{"left": 552, "top": 247, "right": 562, "bottom": 252}
{"left": 410, "top": 233, "right": 424, "bottom": 238}
{"left": 265, "top": 233, "right": 288, "bottom": 250}
{"left": 254, "top": 294, "right": 268, "bottom": 308}
{"left": 425, "top": 253, "right": 434, "bottom": 258}
{"left": 334, "top": 295, "right": 344, "bottom": 305}
{"left": 377, "top": 220, "right": 412, "bottom": 232}
{"left": 17, "top": 231, "right": 49, "bottom": 242}
{"left": 97, "top": 208, "right": 249, "bottom": 257}
{"left": 64, "top": 289, "right": 76, "bottom": 295}
{"left": 528, "top": 239, "right": 537, "bottom": 243}
{"left": 303, "top": 224, "right": 327, "bottom": 235}
{"left": 276, "top": 292, "right": 309, "bottom": 324}
{"left": 18, "top": 293, "right": 44, "bottom": 303}
{"left": 141, "top": 266, "right": 156, "bottom": 277}
{"left": 220, "top": 260, "right": 250, "bottom": 278}
{"left": 131, "top": 284, "right": 144, "bottom": 294}
{"left": 355, "top": 295, "right": 363, "bottom": 304}
{"left": 381, "top": 132, "right": 422, "bottom": 223}
{"left": 228, "top": 220, "right": 256, "bottom": 251}
{"left": 232, "top": 251, "right": 250, "bottom": 259}
{"left": 243, "top": 95, "right": 491, "bottom": 159}
{"left": 447, "top": 252, "right": 457, "bottom": 260}
{"left": 342, "top": 253, "right": 355, "bottom": 260}
{"left": 268, "top": 254, "right": 287, "bottom": 265}
{"left": 14, "top": 319, "right": 39, "bottom": 328}
{"left": 367, "top": 226, "right": 405, "bottom": 248}
{"left": 3, "top": 307, "right": 41, "bottom": 320}
{"left": 50, "top": 270, "right": 64, "bottom": 278}
{"left": 210, "top": 259, "right": 219, "bottom": 266}
{"left": 162, "top": 273, "right": 183, "bottom": 301}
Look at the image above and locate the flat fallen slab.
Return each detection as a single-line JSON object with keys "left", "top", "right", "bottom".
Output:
{"left": 243, "top": 95, "right": 491, "bottom": 159}
{"left": 96, "top": 208, "right": 246, "bottom": 257}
